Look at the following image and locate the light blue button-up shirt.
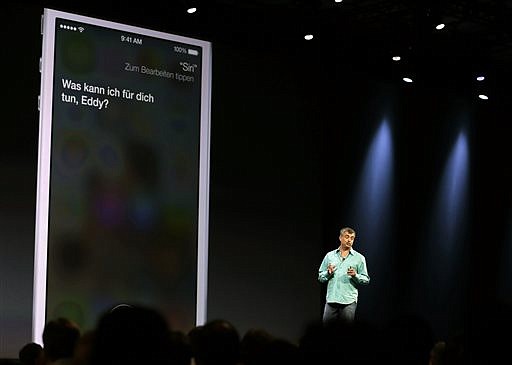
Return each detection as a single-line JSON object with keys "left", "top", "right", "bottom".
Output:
{"left": 318, "top": 248, "right": 370, "bottom": 304}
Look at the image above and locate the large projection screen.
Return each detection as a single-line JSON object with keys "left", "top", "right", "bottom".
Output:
{"left": 34, "top": 8, "right": 211, "bottom": 343}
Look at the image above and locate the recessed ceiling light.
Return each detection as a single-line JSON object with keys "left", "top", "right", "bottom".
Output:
{"left": 187, "top": 7, "right": 197, "bottom": 14}
{"left": 435, "top": 23, "right": 445, "bottom": 30}
{"left": 392, "top": 56, "right": 401, "bottom": 61}
{"left": 335, "top": 0, "right": 343, "bottom": 3}
{"left": 476, "top": 76, "right": 485, "bottom": 81}
{"left": 304, "top": 34, "right": 314, "bottom": 40}
{"left": 403, "top": 77, "right": 413, "bottom": 83}
{"left": 478, "top": 94, "right": 489, "bottom": 100}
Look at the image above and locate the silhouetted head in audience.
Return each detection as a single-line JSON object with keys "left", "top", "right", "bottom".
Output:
{"left": 382, "top": 313, "right": 434, "bottom": 365}
{"left": 19, "top": 342, "right": 43, "bottom": 365}
{"left": 263, "top": 337, "right": 299, "bottom": 365}
{"left": 189, "top": 319, "right": 240, "bottom": 365}
{"left": 169, "top": 330, "right": 192, "bottom": 365}
{"left": 240, "top": 328, "right": 273, "bottom": 365}
{"left": 443, "top": 329, "right": 465, "bottom": 365}
{"left": 240, "top": 327, "right": 300, "bottom": 365}
{"left": 299, "top": 318, "right": 378, "bottom": 365}
{"left": 467, "top": 301, "right": 512, "bottom": 364}
{"left": 89, "top": 304, "right": 172, "bottom": 365}
{"left": 72, "top": 330, "right": 95, "bottom": 365}
{"left": 42, "top": 317, "right": 81, "bottom": 364}
{"left": 428, "top": 340, "right": 446, "bottom": 365}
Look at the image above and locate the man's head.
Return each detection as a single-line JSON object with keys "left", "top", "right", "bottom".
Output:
{"left": 19, "top": 342, "right": 43, "bottom": 365}
{"left": 339, "top": 227, "right": 356, "bottom": 249}
{"left": 42, "top": 317, "right": 80, "bottom": 362}
{"left": 90, "top": 304, "right": 172, "bottom": 365}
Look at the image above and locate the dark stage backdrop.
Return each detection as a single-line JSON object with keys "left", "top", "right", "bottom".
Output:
{"left": 2, "top": 2, "right": 512, "bottom": 360}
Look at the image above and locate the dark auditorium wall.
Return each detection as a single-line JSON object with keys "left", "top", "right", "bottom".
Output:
{"left": 2, "top": 1, "right": 512, "bottom": 360}
{"left": 1, "top": 4, "right": 42, "bottom": 358}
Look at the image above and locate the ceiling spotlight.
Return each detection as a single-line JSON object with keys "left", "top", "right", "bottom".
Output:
{"left": 476, "top": 76, "right": 485, "bottom": 81}
{"left": 478, "top": 94, "right": 489, "bottom": 100}
{"left": 392, "top": 56, "right": 401, "bottom": 61}
{"left": 187, "top": 7, "right": 197, "bottom": 14}
{"left": 304, "top": 34, "right": 314, "bottom": 40}
{"left": 435, "top": 23, "right": 445, "bottom": 30}
{"left": 402, "top": 77, "right": 413, "bottom": 83}
{"left": 335, "top": 0, "right": 343, "bottom": 3}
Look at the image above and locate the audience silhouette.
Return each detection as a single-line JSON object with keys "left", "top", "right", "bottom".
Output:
{"left": 168, "top": 330, "right": 192, "bottom": 365}
{"left": 18, "top": 343, "right": 43, "bottom": 365}
{"left": 240, "top": 328, "right": 299, "bottom": 365}
{"left": 189, "top": 319, "right": 239, "bottom": 365}
{"left": 88, "top": 304, "right": 172, "bottom": 365}
{"left": 41, "top": 318, "right": 80, "bottom": 365}
{"left": 16, "top": 301, "right": 511, "bottom": 365}
{"left": 380, "top": 313, "right": 434, "bottom": 365}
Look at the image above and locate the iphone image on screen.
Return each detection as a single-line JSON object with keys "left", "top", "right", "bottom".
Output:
{"left": 34, "top": 8, "right": 211, "bottom": 342}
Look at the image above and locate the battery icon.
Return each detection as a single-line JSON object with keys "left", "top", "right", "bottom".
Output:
{"left": 188, "top": 49, "right": 199, "bottom": 56}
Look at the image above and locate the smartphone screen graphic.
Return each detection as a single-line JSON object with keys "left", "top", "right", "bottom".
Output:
{"left": 34, "top": 8, "right": 211, "bottom": 343}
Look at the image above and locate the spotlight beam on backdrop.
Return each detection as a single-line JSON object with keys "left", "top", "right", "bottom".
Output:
{"left": 353, "top": 120, "right": 394, "bottom": 246}
{"left": 413, "top": 128, "right": 470, "bottom": 338}
{"left": 350, "top": 119, "right": 394, "bottom": 322}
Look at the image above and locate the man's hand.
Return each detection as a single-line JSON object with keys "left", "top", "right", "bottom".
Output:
{"left": 328, "top": 263, "right": 337, "bottom": 275}
{"left": 347, "top": 266, "right": 357, "bottom": 277}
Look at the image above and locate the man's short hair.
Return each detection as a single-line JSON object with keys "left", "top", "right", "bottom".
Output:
{"left": 340, "top": 227, "right": 356, "bottom": 236}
